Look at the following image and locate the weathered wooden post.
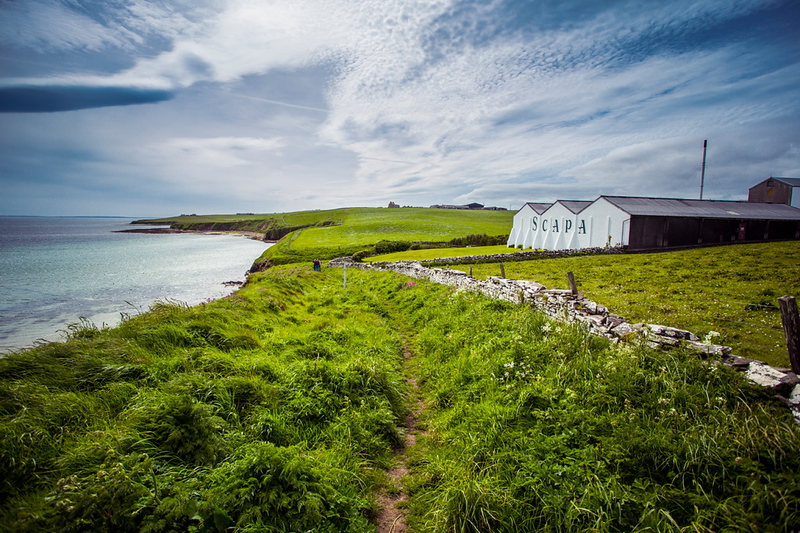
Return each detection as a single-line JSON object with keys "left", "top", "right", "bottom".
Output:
{"left": 778, "top": 296, "right": 800, "bottom": 374}
{"left": 567, "top": 271, "right": 578, "bottom": 296}
{"left": 468, "top": 266, "right": 473, "bottom": 277}
{"left": 343, "top": 265, "right": 347, "bottom": 289}
{"left": 499, "top": 262, "right": 506, "bottom": 279}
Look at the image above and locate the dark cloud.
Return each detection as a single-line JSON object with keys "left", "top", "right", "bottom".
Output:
{"left": 0, "top": 85, "right": 174, "bottom": 113}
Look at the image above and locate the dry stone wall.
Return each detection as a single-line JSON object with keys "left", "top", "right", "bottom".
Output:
{"left": 328, "top": 257, "right": 800, "bottom": 423}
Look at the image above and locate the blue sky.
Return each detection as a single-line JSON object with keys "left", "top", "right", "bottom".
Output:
{"left": 0, "top": 0, "right": 798, "bottom": 216}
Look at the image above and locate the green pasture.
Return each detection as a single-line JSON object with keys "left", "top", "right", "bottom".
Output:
{"left": 259, "top": 208, "right": 513, "bottom": 264}
{"left": 423, "top": 241, "right": 800, "bottom": 368}
{"left": 387, "top": 277, "right": 800, "bottom": 532}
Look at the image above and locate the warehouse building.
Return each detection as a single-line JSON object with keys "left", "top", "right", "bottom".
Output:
{"left": 507, "top": 195, "right": 800, "bottom": 251}
{"left": 748, "top": 177, "right": 800, "bottom": 208}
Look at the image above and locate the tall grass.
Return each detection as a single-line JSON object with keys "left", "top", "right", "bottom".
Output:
{"left": 2, "top": 266, "right": 799, "bottom": 532}
{"left": 378, "top": 277, "right": 800, "bottom": 533}
{"left": 0, "top": 269, "right": 407, "bottom": 532}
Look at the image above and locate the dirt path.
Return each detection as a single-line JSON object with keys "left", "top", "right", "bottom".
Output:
{"left": 374, "top": 342, "right": 425, "bottom": 533}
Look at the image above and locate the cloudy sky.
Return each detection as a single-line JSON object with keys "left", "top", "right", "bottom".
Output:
{"left": 1, "top": 0, "right": 798, "bottom": 216}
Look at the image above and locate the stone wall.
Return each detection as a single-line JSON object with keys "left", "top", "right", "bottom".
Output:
{"left": 327, "top": 257, "right": 800, "bottom": 423}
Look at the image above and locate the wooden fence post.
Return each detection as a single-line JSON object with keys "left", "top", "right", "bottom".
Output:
{"left": 499, "top": 263, "right": 505, "bottom": 279}
{"left": 567, "top": 271, "right": 578, "bottom": 296}
{"left": 778, "top": 296, "right": 800, "bottom": 374}
{"left": 468, "top": 266, "right": 473, "bottom": 277}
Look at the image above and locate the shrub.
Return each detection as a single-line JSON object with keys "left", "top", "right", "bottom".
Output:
{"left": 448, "top": 233, "right": 508, "bottom": 247}
{"left": 374, "top": 240, "right": 412, "bottom": 255}
{"left": 352, "top": 248, "right": 373, "bottom": 262}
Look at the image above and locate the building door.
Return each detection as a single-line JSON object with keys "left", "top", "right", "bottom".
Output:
{"left": 737, "top": 221, "right": 746, "bottom": 240}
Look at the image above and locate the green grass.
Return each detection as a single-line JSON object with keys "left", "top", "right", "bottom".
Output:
{"left": 0, "top": 269, "right": 408, "bottom": 533}
{"left": 423, "top": 241, "right": 800, "bottom": 368}
{"left": 1, "top": 267, "right": 799, "bottom": 532}
{"left": 382, "top": 278, "right": 800, "bottom": 533}
{"left": 258, "top": 207, "right": 513, "bottom": 265}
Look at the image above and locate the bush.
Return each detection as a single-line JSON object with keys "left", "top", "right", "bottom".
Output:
{"left": 448, "top": 234, "right": 508, "bottom": 247}
{"left": 374, "top": 240, "right": 412, "bottom": 255}
{"left": 352, "top": 249, "right": 373, "bottom": 262}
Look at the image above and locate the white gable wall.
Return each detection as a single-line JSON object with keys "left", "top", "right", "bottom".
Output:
{"left": 534, "top": 202, "right": 585, "bottom": 250}
{"left": 508, "top": 197, "right": 632, "bottom": 251}
{"left": 578, "top": 198, "right": 631, "bottom": 248}
{"left": 507, "top": 204, "right": 536, "bottom": 248}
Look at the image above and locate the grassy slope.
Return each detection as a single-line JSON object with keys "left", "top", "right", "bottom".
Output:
{"left": 134, "top": 209, "right": 349, "bottom": 237}
{"left": 260, "top": 208, "right": 514, "bottom": 264}
{"left": 0, "top": 269, "right": 408, "bottom": 533}
{"left": 409, "top": 241, "right": 799, "bottom": 368}
{"left": 2, "top": 268, "right": 798, "bottom": 532}
{"left": 387, "top": 279, "right": 800, "bottom": 532}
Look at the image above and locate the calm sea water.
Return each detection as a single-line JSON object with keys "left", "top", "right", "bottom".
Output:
{"left": 0, "top": 217, "right": 270, "bottom": 352}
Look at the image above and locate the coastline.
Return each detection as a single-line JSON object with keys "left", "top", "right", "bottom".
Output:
{"left": 115, "top": 227, "right": 277, "bottom": 242}
{"left": 1, "top": 219, "right": 272, "bottom": 353}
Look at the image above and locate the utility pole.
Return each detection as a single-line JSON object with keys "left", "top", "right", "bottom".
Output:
{"left": 699, "top": 140, "right": 708, "bottom": 200}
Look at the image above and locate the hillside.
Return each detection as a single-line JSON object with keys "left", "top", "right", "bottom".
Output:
{"left": 134, "top": 209, "right": 347, "bottom": 241}
{"left": 135, "top": 207, "right": 514, "bottom": 267}
{"left": 251, "top": 207, "right": 514, "bottom": 266}
{"left": 1, "top": 268, "right": 798, "bottom": 532}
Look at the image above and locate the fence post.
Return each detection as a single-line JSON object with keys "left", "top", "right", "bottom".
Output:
{"left": 468, "top": 266, "right": 473, "bottom": 277}
{"left": 343, "top": 265, "right": 347, "bottom": 289}
{"left": 499, "top": 263, "right": 505, "bottom": 279}
{"left": 567, "top": 271, "right": 578, "bottom": 296}
{"left": 778, "top": 296, "right": 800, "bottom": 374}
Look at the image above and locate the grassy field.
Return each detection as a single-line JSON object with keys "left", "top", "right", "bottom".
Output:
{"left": 258, "top": 208, "right": 513, "bottom": 265}
{"left": 387, "top": 276, "right": 800, "bottom": 532}
{"left": 3, "top": 268, "right": 797, "bottom": 532}
{"left": 396, "top": 241, "right": 799, "bottom": 368}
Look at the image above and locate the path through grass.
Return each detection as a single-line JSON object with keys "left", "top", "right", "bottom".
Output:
{"left": 1, "top": 266, "right": 799, "bottom": 532}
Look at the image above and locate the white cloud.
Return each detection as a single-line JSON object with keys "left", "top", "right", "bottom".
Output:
{"left": 2, "top": 0, "right": 797, "bottom": 214}
{"left": 158, "top": 136, "right": 285, "bottom": 167}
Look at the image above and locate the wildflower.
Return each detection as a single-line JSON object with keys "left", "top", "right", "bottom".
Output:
{"left": 703, "top": 330, "right": 721, "bottom": 344}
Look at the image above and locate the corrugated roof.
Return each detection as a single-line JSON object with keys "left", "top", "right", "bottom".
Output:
{"left": 558, "top": 200, "right": 593, "bottom": 214}
{"left": 524, "top": 202, "right": 553, "bottom": 214}
{"left": 773, "top": 177, "right": 800, "bottom": 187}
{"left": 601, "top": 196, "right": 800, "bottom": 220}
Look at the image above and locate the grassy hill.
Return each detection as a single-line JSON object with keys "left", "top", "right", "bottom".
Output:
{"left": 253, "top": 207, "right": 514, "bottom": 266}
{"left": 136, "top": 207, "right": 514, "bottom": 266}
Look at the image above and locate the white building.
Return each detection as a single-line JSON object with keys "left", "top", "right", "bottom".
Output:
{"left": 508, "top": 196, "right": 800, "bottom": 251}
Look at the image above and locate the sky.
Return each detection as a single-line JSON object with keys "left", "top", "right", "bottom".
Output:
{"left": 0, "top": 0, "right": 798, "bottom": 217}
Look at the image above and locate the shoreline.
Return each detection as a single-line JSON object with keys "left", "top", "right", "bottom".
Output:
{"left": 115, "top": 227, "right": 278, "bottom": 243}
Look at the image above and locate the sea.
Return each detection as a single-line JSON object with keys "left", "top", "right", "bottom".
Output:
{"left": 0, "top": 217, "right": 271, "bottom": 352}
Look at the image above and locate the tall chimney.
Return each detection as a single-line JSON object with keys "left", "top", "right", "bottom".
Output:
{"left": 699, "top": 140, "right": 708, "bottom": 200}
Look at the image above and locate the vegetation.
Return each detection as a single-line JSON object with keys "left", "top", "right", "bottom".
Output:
{"left": 255, "top": 208, "right": 513, "bottom": 265}
{"left": 137, "top": 207, "right": 513, "bottom": 267}
{"left": 476, "top": 242, "right": 800, "bottom": 368}
{"left": 2, "top": 265, "right": 799, "bottom": 532}
{"left": 134, "top": 210, "right": 346, "bottom": 241}
{"left": 369, "top": 244, "right": 520, "bottom": 262}
{"left": 376, "top": 241, "right": 800, "bottom": 368}
{"left": 0, "top": 270, "right": 408, "bottom": 532}
{"left": 384, "top": 278, "right": 800, "bottom": 532}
